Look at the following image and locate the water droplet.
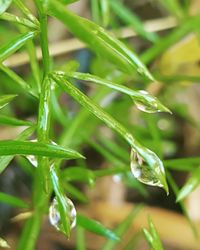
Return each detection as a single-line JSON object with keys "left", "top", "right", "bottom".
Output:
{"left": 49, "top": 196, "right": 76, "bottom": 231}
{"left": 130, "top": 149, "right": 164, "bottom": 188}
{"left": 112, "top": 174, "right": 121, "bottom": 183}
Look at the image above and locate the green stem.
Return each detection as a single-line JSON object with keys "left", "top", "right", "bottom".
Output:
{"left": 17, "top": 1, "right": 51, "bottom": 249}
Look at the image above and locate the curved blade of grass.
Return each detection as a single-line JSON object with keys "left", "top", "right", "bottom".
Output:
{"left": 0, "top": 192, "right": 29, "bottom": 208}
{"left": 48, "top": 0, "right": 154, "bottom": 81}
{"left": 0, "top": 237, "right": 10, "bottom": 248}
{"left": 52, "top": 74, "right": 168, "bottom": 193}
{"left": 50, "top": 164, "right": 71, "bottom": 236}
{"left": 0, "top": 94, "right": 17, "bottom": 110}
{"left": 0, "top": 12, "right": 38, "bottom": 29}
{"left": 57, "top": 71, "right": 170, "bottom": 113}
{"left": 0, "top": 31, "right": 37, "bottom": 62}
{"left": 77, "top": 214, "right": 119, "bottom": 241}
{"left": 0, "top": 140, "right": 84, "bottom": 159}
{"left": 62, "top": 167, "right": 95, "bottom": 185}
{"left": 0, "top": 0, "right": 12, "bottom": 15}
{"left": 0, "top": 115, "right": 33, "bottom": 126}
{"left": 176, "top": 167, "right": 200, "bottom": 202}
{"left": 109, "top": 0, "right": 159, "bottom": 43}
{"left": 102, "top": 204, "right": 143, "bottom": 250}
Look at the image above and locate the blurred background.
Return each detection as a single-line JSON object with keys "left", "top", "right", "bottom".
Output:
{"left": 0, "top": 0, "right": 200, "bottom": 249}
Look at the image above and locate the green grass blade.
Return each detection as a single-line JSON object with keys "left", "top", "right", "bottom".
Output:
{"left": 76, "top": 226, "right": 86, "bottom": 250}
{"left": 109, "top": 0, "right": 159, "bottom": 43}
{"left": 58, "top": 71, "right": 170, "bottom": 113}
{"left": 52, "top": 75, "right": 168, "bottom": 193}
{"left": 164, "top": 157, "right": 200, "bottom": 171}
{"left": 0, "top": 192, "right": 29, "bottom": 208}
{"left": 0, "top": 0, "right": 12, "bottom": 15}
{"left": 177, "top": 167, "right": 200, "bottom": 202}
{"left": 102, "top": 204, "right": 143, "bottom": 250}
{"left": 77, "top": 214, "right": 119, "bottom": 241}
{"left": 50, "top": 164, "right": 71, "bottom": 236}
{"left": 0, "top": 140, "right": 84, "bottom": 159}
{"left": 0, "top": 94, "right": 17, "bottom": 110}
{"left": 0, "top": 12, "right": 38, "bottom": 29}
{"left": 0, "top": 115, "right": 33, "bottom": 126}
{"left": 158, "top": 0, "right": 184, "bottom": 19}
{"left": 100, "top": 0, "right": 110, "bottom": 27}
{"left": 62, "top": 167, "right": 95, "bottom": 185}
{"left": 48, "top": 0, "right": 154, "bottom": 81}
{"left": 63, "top": 182, "right": 88, "bottom": 203}
{"left": 0, "top": 31, "right": 37, "bottom": 62}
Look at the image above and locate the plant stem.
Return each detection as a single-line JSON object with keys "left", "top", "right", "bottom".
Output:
{"left": 17, "top": 1, "right": 52, "bottom": 249}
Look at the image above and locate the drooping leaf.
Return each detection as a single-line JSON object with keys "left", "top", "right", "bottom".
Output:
{"left": 0, "top": 0, "right": 12, "bottom": 15}
{"left": 77, "top": 214, "right": 119, "bottom": 241}
{"left": 57, "top": 71, "right": 170, "bottom": 113}
{"left": 0, "top": 31, "right": 37, "bottom": 62}
{"left": 52, "top": 74, "right": 168, "bottom": 193}
{"left": 0, "top": 192, "right": 29, "bottom": 208}
{"left": 0, "top": 94, "right": 17, "bottom": 110}
{"left": 47, "top": 0, "right": 154, "bottom": 81}
{"left": 177, "top": 167, "right": 200, "bottom": 202}
{"left": 0, "top": 140, "right": 84, "bottom": 159}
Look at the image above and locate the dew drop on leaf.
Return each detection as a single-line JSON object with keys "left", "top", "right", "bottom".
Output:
{"left": 130, "top": 149, "right": 164, "bottom": 188}
{"left": 49, "top": 196, "right": 77, "bottom": 231}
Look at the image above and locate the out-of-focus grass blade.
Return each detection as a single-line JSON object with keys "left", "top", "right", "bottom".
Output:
{"left": 63, "top": 182, "right": 88, "bottom": 203}
{"left": 0, "top": 31, "right": 37, "bottom": 62}
{"left": 177, "top": 167, "right": 200, "bottom": 202}
{"left": 57, "top": 71, "right": 170, "bottom": 114}
{"left": 0, "top": 140, "right": 84, "bottom": 159}
{"left": 52, "top": 74, "right": 168, "bottom": 193}
{"left": 48, "top": 0, "right": 155, "bottom": 81}
{"left": 62, "top": 167, "right": 95, "bottom": 185}
{"left": 77, "top": 214, "right": 119, "bottom": 241}
{"left": 100, "top": 0, "right": 110, "bottom": 27}
{"left": 102, "top": 204, "right": 143, "bottom": 250}
{"left": 50, "top": 164, "right": 71, "bottom": 236}
{"left": 0, "top": 94, "right": 17, "bottom": 110}
{"left": 0, "top": 126, "right": 35, "bottom": 174}
{"left": 158, "top": 0, "right": 184, "bottom": 19}
{"left": 0, "top": 237, "right": 10, "bottom": 248}
{"left": 0, "top": 192, "right": 29, "bottom": 208}
{"left": 0, "top": 115, "right": 33, "bottom": 126}
{"left": 141, "top": 16, "right": 200, "bottom": 64}
{"left": 91, "top": 0, "right": 101, "bottom": 24}
{"left": 0, "top": 0, "right": 12, "bottom": 15}
{"left": 143, "top": 217, "right": 164, "bottom": 250}
{"left": 167, "top": 171, "right": 198, "bottom": 237}
{"left": 59, "top": 0, "right": 79, "bottom": 4}
{"left": 109, "top": 0, "right": 159, "bottom": 43}
{"left": 76, "top": 226, "right": 86, "bottom": 250}
{"left": 164, "top": 157, "right": 200, "bottom": 171}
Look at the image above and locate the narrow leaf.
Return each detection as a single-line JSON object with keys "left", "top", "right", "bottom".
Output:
{"left": 0, "top": 31, "right": 37, "bottom": 62}
{"left": 0, "top": 94, "right": 17, "bottom": 110}
{"left": 102, "top": 204, "right": 143, "bottom": 250}
{"left": 48, "top": 0, "right": 154, "bottom": 80}
{"left": 0, "top": 115, "right": 33, "bottom": 126}
{"left": 0, "top": 192, "right": 29, "bottom": 208}
{"left": 0, "top": 140, "right": 84, "bottom": 159}
{"left": 58, "top": 71, "right": 170, "bottom": 113}
{"left": 0, "top": 0, "right": 12, "bottom": 15}
{"left": 77, "top": 214, "right": 119, "bottom": 241}
{"left": 177, "top": 167, "right": 200, "bottom": 202}
{"left": 52, "top": 75, "right": 168, "bottom": 193}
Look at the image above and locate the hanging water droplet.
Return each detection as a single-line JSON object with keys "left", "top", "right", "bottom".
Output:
{"left": 132, "top": 90, "right": 171, "bottom": 114}
{"left": 130, "top": 149, "right": 164, "bottom": 188}
{"left": 49, "top": 196, "right": 76, "bottom": 231}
